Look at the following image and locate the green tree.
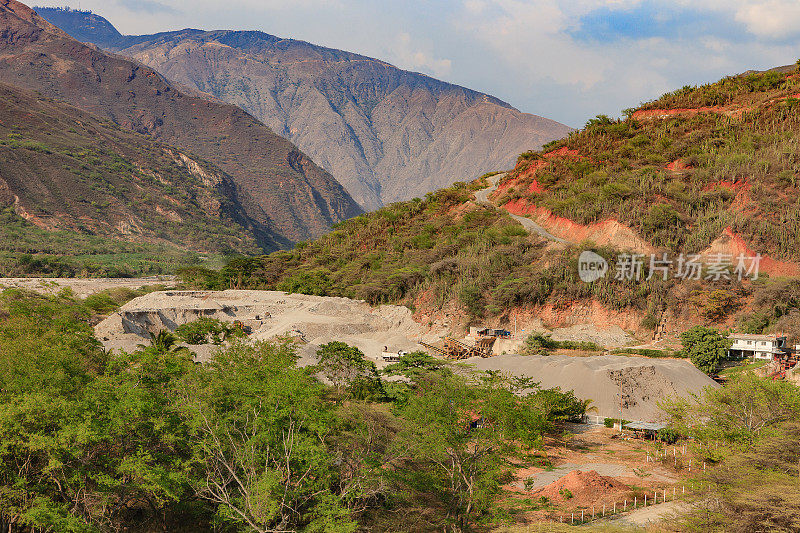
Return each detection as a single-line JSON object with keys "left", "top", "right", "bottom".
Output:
{"left": 680, "top": 326, "right": 731, "bottom": 374}
{"left": 191, "top": 340, "right": 356, "bottom": 532}
{"left": 394, "top": 372, "right": 588, "bottom": 531}
{"left": 316, "top": 342, "right": 384, "bottom": 400}
{"left": 664, "top": 373, "right": 800, "bottom": 446}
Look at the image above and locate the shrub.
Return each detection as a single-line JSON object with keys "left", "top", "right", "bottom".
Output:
{"left": 175, "top": 318, "right": 245, "bottom": 345}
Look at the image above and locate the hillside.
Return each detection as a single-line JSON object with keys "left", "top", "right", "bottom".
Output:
{"left": 0, "top": 0, "right": 362, "bottom": 252}
{"left": 0, "top": 82, "right": 262, "bottom": 256}
{"left": 35, "top": 7, "right": 573, "bottom": 210}
{"left": 183, "top": 67, "right": 800, "bottom": 343}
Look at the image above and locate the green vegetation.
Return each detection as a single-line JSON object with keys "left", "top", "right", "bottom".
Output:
{"left": 663, "top": 373, "right": 800, "bottom": 531}
{"left": 680, "top": 326, "right": 732, "bottom": 374}
{"left": 505, "top": 70, "right": 800, "bottom": 260}
{"left": 180, "top": 186, "right": 671, "bottom": 323}
{"left": 611, "top": 347, "right": 682, "bottom": 358}
{"left": 522, "top": 333, "right": 602, "bottom": 354}
{"left": 0, "top": 209, "right": 226, "bottom": 276}
{"left": 174, "top": 317, "right": 247, "bottom": 345}
{"left": 0, "top": 290, "right": 590, "bottom": 532}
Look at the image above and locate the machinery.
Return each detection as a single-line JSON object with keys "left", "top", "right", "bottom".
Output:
{"left": 419, "top": 336, "right": 497, "bottom": 360}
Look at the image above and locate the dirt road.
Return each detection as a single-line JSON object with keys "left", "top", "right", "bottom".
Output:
{"left": 474, "top": 173, "right": 567, "bottom": 243}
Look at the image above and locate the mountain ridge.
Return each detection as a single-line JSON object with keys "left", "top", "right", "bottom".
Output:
{"left": 2, "top": 1, "right": 362, "bottom": 251}
{"left": 35, "top": 7, "right": 573, "bottom": 210}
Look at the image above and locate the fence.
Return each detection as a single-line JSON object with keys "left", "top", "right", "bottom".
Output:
{"left": 552, "top": 482, "right": 698, "bottom": 525}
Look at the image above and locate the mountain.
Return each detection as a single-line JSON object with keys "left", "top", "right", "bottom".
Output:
{"left": 35, "top": 8, "right": 573, "bottom": 210}
{"left": 184, "top": 67, "right": 800, "bottom": 343}
{"left": 0, "top": 1, "right": 362, "bottom": 252}
{"left": 0, "top": 81, "right": 263, "bottom": 254}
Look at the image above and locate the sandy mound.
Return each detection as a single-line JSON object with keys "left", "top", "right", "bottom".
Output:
{"left": 535, "top": 470, "right": 629, "bottom": 505}
{"left": 95, "top": 290, "right": 443, "bottom": 365}
{"left": 465, "top": 353, "right": 717, "bottom": 421}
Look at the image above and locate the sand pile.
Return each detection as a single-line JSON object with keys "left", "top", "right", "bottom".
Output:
{"left": 464, "top": 353, "right": 717, "bottom": 421}
{"left": 534, "top": 470, "right": 629, "bottom": 505}
{"left": 95, "top": 290, "right": 442, "bottom": 364}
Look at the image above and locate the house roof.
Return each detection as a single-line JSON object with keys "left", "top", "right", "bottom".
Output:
{"left": 623, "top": 421, "right": 667, "bottom": 431}
{"left": 730, "top": 333, "right": 785, "bottom": 342}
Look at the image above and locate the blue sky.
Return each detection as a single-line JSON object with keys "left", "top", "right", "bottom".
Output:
{"left": 33, "top": 0, "right": 800, "bottom": 128}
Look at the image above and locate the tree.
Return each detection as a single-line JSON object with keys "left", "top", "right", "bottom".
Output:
{"left": 678, "top": 422, "right": 800, "bottom": 532}
{"left": 393, "top": 372, "right": 589, "bottom": 532}
{"left": 680, "top": 326, "right": 731, "bottom": 374}
{"left": 664, "top": 373, "right": 800, "bottom": 446}
{"left": 192, "top": 340, "right": 357, "bottom": 532}
{"left": 138, "top": 330, "right": 190, "bottom": 355}
{"left": 316, "top": 342, "right": 384, "bottom": 400}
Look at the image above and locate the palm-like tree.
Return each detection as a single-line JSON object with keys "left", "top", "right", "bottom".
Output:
{"left": 138, "top": 330, "right": 189, "bottom": 355}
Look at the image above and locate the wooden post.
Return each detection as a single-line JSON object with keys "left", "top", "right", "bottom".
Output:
{"left": 645, "top": 494, "right": 647, "bottom": 506}
{"left": 571, "top": 513, "right": 574, "bottom": 524}
{"left": 603, "top": 504, "right": 605, "bottom": 517}
{"left": 613, "top": 501, "right": 616, "bottom": 513}
{"left": 624, "top": 499, "right": 627, "bottom": 510}
{"left": 634, "top": 496, "right": 637, "bottom": 508}
{"left": 581, "top": 510, "right": 584, "bottom": 522}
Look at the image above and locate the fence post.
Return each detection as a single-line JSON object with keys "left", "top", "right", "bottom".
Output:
{"left": 613, "top": 501, "right": 616, "bottom": 513}
{"left": 581, "top": 510, "right": 584, "bottom": 522}
{"left": 603, "top": 504, "right": 605, "bottom": 517}
{"left": 645, "top": 494, "right": 647, "bottom": 506}
{"left": 634, "top": 496, "right": 637, "bottom": 508}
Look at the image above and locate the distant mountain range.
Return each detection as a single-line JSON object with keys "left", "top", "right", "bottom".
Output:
{"left": 36, "top": 7, "right": 572, "bottom": 210}
{"left": 0, "top": 0, "right": 361, "bottom": 253}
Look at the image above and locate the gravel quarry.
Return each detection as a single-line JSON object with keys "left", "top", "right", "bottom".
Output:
{"left": 93, "top": 289, "right": 715, "bottom": 420}
{"left": 95, "top": 289, "right": 443, "bottom": 365}
{"left": 465, "top": 353, "right": 717, "bottom": 421}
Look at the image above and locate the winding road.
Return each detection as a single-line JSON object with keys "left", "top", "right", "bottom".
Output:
{"left": 475, "top": 173, "right": 567, "bottom": 244}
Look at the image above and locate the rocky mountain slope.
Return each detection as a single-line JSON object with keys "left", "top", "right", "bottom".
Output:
{"left": 0, "top": 82, "right": 261, "bottom": 254}
{"left": 1, "top": 1, "right": 361, "bottom": 251}
{"left": 35, "top": 7, "right": 573, "bottom": 210}
{"left": 183, "top": 67, "right": 800, "bottom": 343}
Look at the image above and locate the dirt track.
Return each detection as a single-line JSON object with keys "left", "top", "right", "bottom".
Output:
{"left": 474, "top": 173, "right": 566, "bottom": 243}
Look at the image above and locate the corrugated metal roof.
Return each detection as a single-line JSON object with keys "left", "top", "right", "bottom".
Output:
{"left": 623, "top": 421, "right": 667, "bottom": 431}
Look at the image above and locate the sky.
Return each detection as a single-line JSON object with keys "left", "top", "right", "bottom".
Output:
{"left": 32, "top": 0, "right": 800, "bottom": 128}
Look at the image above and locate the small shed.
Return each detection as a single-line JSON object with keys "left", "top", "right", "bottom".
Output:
{"left": 622, "top": 421, "right": 667, "bottom": 440}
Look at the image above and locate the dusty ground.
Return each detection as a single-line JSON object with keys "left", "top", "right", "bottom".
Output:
{"left": 0, "top": 276, "right": 176, "bottom": 297}
{"left": 502, "top": 425, "right": 697, "bottom": 528}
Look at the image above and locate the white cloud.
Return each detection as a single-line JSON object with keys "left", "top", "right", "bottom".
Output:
{"left": 392, "top": 32, "right": 453, "bottom": 77}
{"left": 734, "top": 1, "right": 800, "bottom": 39}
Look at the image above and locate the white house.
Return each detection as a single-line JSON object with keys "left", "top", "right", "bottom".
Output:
{"left": 727, "top": 333, "right": 787, "bottom": 360}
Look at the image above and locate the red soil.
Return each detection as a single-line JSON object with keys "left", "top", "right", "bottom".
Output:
{"left": 632, "top": 106, "right": 746, "bottom": 120}
{"left": 701, "top": 180, "right": 749, "bottom": 192}
{"left": 665, "top": 159, "right": 693, "bottom": 171}
{"left": 534, "top": 470, "right": 630, "bottom": 506}
{"left": 701, "top": 227, "right": 800, "bottom": 278}
{"left": 502, "top": 199, "right": 653, "bottom": 253}
{"left": 543, "top": 146, "right": 582, "bottom": 159}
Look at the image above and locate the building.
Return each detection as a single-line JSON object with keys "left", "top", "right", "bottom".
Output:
{"left": 727, "top": 333, "right": 787, "bottom": 360}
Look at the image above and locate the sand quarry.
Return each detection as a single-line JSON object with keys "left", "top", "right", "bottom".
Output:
{"left": 91, "top": 289, "right": 717, "bottom": 422}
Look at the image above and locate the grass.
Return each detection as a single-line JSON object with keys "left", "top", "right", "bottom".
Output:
{"left": 718, "top": 358, "right": 770, "bottom": 378}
